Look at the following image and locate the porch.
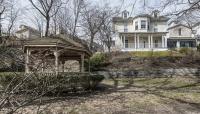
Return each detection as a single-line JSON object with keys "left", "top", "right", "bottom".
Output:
{"left": 119, "top": 33, "right": 168, "bottom": 51}
{"left": 167, "top": 38, "right": 197, "bottom": 49}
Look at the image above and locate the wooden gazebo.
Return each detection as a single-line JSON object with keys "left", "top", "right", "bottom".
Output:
{"left": 23, "top": 35, "right": 92, "bottom": 74}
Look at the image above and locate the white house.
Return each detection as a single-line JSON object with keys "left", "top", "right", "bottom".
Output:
{"left": 15, "top": 25, "right": 41, "bottom": 39}
{"left": 192, "top": 23, "right": 200, "bottom": 46}
{"left": 112, "top": 10, "right": 170, "bottom": 51}
{"left": 167, "top": 23, "right": 196, "bottom": 48}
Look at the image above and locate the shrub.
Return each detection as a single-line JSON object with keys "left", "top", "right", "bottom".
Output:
{"left": 0, "top": 72, "right": 104, "bottom": 94}
{"left": 179, "top": 47, "right": 191, "bottom": 54}
{"left": 0, "top": 47, "right": 24, "bottom": 72}
{"left": 86, "top": 52, "right": 108, "bottom": 71}
{"left": 197, "top": 44, "right": 200, "bottom": 52}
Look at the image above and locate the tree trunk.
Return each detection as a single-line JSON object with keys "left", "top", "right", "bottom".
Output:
{"left": 0, "top": 14, "right": 2, "bottom": 37}
{"left": 45, "top": 17, "right": 50, "bottom": 37}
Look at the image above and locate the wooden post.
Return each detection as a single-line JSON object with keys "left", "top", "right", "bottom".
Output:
{"left": 80, "top": 54, "right": 85, "bottom": 72}
{"left": 88, "top": 58, "right": 91, "bottom": 73}
{"left": 25, "top": 48, "right": 30, "bottom": 73}
{"left": 54, "top": 51, "right": 59, "bottom": 75}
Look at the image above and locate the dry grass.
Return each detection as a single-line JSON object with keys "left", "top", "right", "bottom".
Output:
{"left": 2, "top": 77, "right": 200, "bottom": 114}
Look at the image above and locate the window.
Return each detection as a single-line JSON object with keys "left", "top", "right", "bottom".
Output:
{"left": 125, "top": 39, "right": 128, "bottom": 48}
{"left": 124, "top": 13, "right": 128, "bottom": 18}
{"left": 178, "top": 28, "right": 182, "bottom": 36}
{"left": 155, "top": 40, "right": 158, "bottom": 48}
{"left": 135, "top": 21, "right": 138, "bottom": 30}
{"left": 111, "top": 41, "right": 115, "bottom": 46}
{"left": 141, "top": 20, "right": 146, "bottom": 29}
{"left": 148, "top": 22, "right": 150, "bottom": 30}
{"left": 154, "top": 28, "right": 158, "bottom": 32}
{"left": 124, "top": 23, "right": 128, "bottom": 32}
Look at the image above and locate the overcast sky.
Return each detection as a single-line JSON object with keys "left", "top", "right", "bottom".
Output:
{"left": 6, "top": 0, "right": 163, "bottom": 32}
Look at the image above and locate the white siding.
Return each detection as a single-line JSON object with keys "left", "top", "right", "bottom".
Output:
{"left": 168, "top": 26, "right": 192, "bottom": 38}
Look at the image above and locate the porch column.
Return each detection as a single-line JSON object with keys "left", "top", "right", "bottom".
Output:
{"left": 162, "top": 35, "right": 165, "bottom": 48}
{"left": 25, "top": 48, "right": 30, "bottom": 73}
{"left": 177, "top": 40, "right": 180, "bottom": 48}
{"left": 137, "top": 34, "right": 140, "bottom": 48}
{"left": 165, "top": 37, "right": 168, "bottom": 48}
{"left": 120, "top": 35, "right": 123, "bottom": 48}
{"left": 134, "top": 34, "right": 137, "bottom": 49}
{"left": 54, "top": 51, "right": 59, "bottom": 75}
{"left": 151, "top": 35, "right": 153, "bottom": 48}
{"left": 80, "top": 54, "right": 85, "bottom": 72}
{"left": 123, "top": 36, "right": 126, "bottom": 48}
{"left": 148, "top": 35, "right": 151, "bottom": 48}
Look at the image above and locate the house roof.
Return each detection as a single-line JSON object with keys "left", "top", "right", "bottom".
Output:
{"left": 113, "top": 14, "right": 169, "bottom": 23}
{"left": 167, "top": 24, "right": 192, "bottom": 30}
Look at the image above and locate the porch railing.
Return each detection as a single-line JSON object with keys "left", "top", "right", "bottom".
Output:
{"left": 124, "top": 43, "right": 164, "bottom": 49}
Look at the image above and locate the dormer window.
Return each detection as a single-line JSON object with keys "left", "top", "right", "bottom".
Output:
{"left": 141, "top": 20, "right": 146, "bottom": 29}
{"left": 122, "top": 10, "right": 129, "bottom": 19}
{"left": 124, "top": 13, "right": 128, "bottom": 18}
{"left": 178, "top": 28, "right": 182, "bottom": 36}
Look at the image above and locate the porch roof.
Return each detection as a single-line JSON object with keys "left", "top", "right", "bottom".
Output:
{"left": 119, "top": 32, "right": 168, "bottom": 34}
{"left": 168, "top": 37, "right": 195, "bottom": 40}
{"left": 119, "top": 32, "right": 168, "bottom": 37}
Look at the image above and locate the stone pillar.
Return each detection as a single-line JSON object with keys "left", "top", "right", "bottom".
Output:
{"left": 54, "top": 51, "right": 59, "bottom": 75}
{"left": 134, "top": 34, "right": 137, "bottom": 49}
{"left": 25, "top": 48, "right": 30, "bottom": 73}
{"left": 148, "top": 35, "right": 151, "bottom": 48}
{"left": 80, "top": 54, "right": 85, "bottom": 72}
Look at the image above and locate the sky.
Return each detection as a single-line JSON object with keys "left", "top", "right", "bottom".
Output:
{"left": 3, "top": 0, "right": 165, "bottom": 33}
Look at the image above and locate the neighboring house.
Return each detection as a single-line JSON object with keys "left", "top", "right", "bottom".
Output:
{"left": 167, "top": 23, "right": 196, "bottom": 49}
{"left": 112, "top": 10, "right": 169, "bottom": 51}
{"left": 192, "top": 23, "right": 200, "bottom": 46}
{"left": 15, "top": 25, "right": 41, "bottom": 39}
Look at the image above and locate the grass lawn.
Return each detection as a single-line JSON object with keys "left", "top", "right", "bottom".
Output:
{"left": 129, "top": 51, "right": 183, "bottom": 57}
{"left": 4, "top": 77, "right": 200, "bottom": 114}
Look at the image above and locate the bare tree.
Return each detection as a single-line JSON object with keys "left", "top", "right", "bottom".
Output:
{"left": 28, "top": 0, "right": 62, "bottom": 37}
{"left": 81, "top": 4, "right": 110, "bottom": 50}
{"left": 71, "top": 0, "right": 84, "bottom": 38}
{"left": 32, "top": 15, "right": 44, "bottom": 38}
{"left": 6, "top": 0, "right": 19, "bottom": 37}
{"left": 0, "top": 0, "right": 6, "bottom": 36}
{"left": 99, "top": 6, "right": 119, "bottom": 53}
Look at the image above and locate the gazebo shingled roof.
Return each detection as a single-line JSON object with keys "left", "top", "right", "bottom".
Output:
{"left": 23, "top": 35, "right": 92, "bottom": 74}
{"left": 23, "top": 35, "right": 92, "bottom": 57}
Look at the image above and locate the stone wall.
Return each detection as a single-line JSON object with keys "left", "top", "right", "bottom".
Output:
{"left": 95, "top": 68, "right": 200, "bottom": 78}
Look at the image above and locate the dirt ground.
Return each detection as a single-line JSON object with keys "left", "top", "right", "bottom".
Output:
{"left": 2, "top": 77, "right": 200, "bottom": 114}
